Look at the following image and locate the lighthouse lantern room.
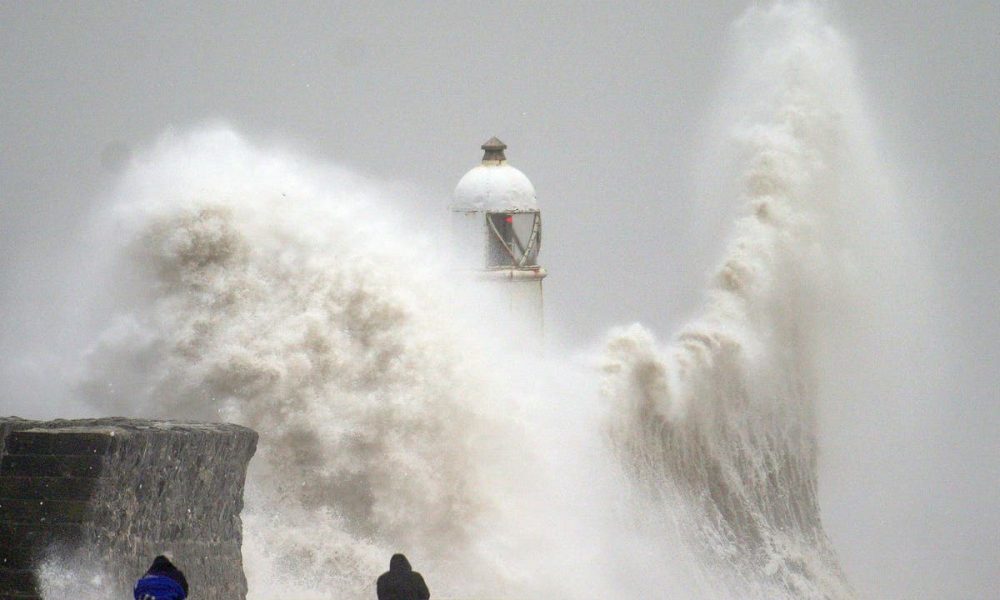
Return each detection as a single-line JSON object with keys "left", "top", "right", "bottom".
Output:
{"left": 451, "top": 137, "right": 546, "bottom": 332}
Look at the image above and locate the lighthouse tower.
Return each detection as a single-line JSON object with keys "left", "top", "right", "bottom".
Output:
{"left": 451, "top": 137, "right": 546, "bottom": 334}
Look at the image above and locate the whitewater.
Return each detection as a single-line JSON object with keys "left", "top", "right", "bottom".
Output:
{"left": 29, "top": 3, "right": 900, "bottom": 599}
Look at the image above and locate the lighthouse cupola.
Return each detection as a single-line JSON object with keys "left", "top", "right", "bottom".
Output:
{"left": 451, "top": 137, "right": 546, "bottom": 333}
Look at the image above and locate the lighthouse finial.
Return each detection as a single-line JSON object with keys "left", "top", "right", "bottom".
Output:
{"left": 481, "top": 137, "right": 507, "bottom": 162}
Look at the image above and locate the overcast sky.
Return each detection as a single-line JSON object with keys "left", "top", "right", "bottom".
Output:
{"left": 1, "top": 2, "right": 996, "bottom": 598}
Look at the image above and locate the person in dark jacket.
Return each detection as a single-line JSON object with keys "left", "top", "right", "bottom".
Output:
{"left": 376, "top": 553, "right": 430, "bottom": 600}
{"left": 133, "top": 555, "right": 189, "bottom": 600}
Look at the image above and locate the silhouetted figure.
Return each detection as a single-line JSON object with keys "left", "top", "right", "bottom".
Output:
{"left": 134, "top": 555, "right": 189, "bottom": 600}
{"left": 377, "top": 553, "right": 430, "bottom": 600}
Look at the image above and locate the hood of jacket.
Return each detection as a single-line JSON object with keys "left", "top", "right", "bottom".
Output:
{"left": 149, "top": 555, "right": 176, "bottom": 574}
{"left": 389, "top": 553, "right": 412, "bottom": 573}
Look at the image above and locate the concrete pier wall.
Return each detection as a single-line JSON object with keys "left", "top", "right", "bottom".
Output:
{"left": 0, "top": 417, "right": 257, "bottom": 600}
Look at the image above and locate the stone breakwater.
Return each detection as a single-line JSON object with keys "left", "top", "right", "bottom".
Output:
{"left": 0, "top": 417, "right": 257, "bottom": 600}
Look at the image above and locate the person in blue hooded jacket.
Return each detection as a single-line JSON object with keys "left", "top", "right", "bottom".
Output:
{"left": 133, "top": 555, "right": 188, "bottom": 600}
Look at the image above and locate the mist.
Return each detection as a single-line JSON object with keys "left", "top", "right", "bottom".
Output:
{"left": 1, "top": 2, "right": 997, "bottom": 599}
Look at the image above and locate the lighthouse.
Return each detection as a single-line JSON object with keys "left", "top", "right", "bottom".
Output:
{"left": 451, "top": 137, "right": 546, "bottom": 334}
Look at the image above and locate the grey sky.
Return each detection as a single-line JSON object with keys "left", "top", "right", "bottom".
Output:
{"left": 1, "top": 1, "right": 997, "bottom": 598}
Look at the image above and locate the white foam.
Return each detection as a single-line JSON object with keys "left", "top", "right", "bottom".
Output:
{"left": 49, "top": 2, "right": 903, "bottom": 599}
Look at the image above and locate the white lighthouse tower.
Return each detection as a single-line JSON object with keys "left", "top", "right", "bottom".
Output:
{"left": 451, "top": 137, "right": 546, "bottom": 334}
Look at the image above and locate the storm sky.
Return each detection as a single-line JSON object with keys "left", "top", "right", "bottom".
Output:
{"left": 1, "top": 2, "right": 996, "bottom": 599}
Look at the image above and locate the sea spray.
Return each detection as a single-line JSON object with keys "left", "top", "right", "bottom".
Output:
{"left": 40, "top": 2, "right": 893, "bottom": 599}
{"left": 602, "top": 3, "right": 871, "bottom": 598}
{"left": 74, "top": 128, "right": 534, "bottom": 598}
{"left": 71, "top": 128, "right": 629, "bottom": 598}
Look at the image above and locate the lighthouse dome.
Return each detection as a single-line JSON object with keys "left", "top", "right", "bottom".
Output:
{"left": 453, "top": 164, "right": 537, "bottom": 211}
{"left": 452, "top": 137, "right": 537, "bottom": 211}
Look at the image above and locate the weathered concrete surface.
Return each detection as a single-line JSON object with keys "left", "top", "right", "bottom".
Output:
{"left": 0, "top": 417, "right": 257, "bottom": 600}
